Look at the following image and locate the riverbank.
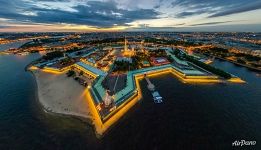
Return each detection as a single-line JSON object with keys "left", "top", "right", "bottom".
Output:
{"left": 29, "top": 69, "right": 94, "bottom": 123}
{"left": 27, "top": 57, "right": 245, "bottom": 137}
{"left": 215, "top": 56, "right": 261, "bottom": 72}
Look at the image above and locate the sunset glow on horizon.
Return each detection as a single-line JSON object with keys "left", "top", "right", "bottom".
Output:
{"left": 0, "top": 0, "right": 261, "bottom": 32}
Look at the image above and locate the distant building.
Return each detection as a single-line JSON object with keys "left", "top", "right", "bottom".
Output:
{"left": 142, "top": 60, "right": 150, "bottom": 67}
{"left": 116, "top": 57, "right": 132, "bottom": 63}
{"left": 150, "top": 57, "right": 170, "bottom": 66}
{"left": 122, "top": 38, "right": 135, "bottom": 57}
{"left": 252, "top": 50, "right": 261, "bottom": 57}
{"left": 86, "top": 58, "right": 96, "bottom": 66}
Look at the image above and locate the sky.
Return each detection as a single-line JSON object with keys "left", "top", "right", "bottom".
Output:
{"left": 0, "top": 0, "right": 261, "bottom": 32}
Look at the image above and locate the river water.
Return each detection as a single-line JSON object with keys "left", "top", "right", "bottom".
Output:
{"left": 0, "top": 54, "right": 260, "bottom": 149}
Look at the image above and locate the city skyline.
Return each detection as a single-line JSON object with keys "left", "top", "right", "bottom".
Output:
{"left": 0, "top": 0, "right": 261, "bottom": 32}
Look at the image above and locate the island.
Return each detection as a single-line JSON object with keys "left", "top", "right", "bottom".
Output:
{"left": 26, "top": 37, "right": 246, "bottom": 137}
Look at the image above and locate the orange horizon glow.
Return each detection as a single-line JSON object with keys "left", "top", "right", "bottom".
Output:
{"left": 0, "top": 23, "right": 128, "bottom": 32}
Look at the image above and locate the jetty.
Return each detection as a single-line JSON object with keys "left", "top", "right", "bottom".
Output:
{"left": 145, "top": 77, "right": 155, "bottom": 91}
{"left": 144, "top": 75, "right": 163, "bottom": 103}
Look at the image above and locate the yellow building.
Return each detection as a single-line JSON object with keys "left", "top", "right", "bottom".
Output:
{"left": 122, "top": 38, "right": 135, "bottom": 57}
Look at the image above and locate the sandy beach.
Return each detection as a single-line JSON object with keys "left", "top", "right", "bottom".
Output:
{"left": 32, "top": 70, "right": 92, "bottom": 120}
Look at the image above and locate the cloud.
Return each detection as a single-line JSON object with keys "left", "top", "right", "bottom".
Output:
{"left": 0, "top": 0, "right": 160, "bottom": 28}
{"left": 0, "top": 0, "right": 260, "bottom": 31}
{"left": 175, "top": 9, "right": 213, "bottom": 18}
{"left": 0, "top": 25, "right": 9, "bottom": 28}
{"left": 171, "top": 0, "right": 232, "bottom": 9}
{"left": 172, "top": 0, "right": 261, "bottom": 18}
{"left": 209, "top": 1, "right": 261, "bottom": 17}
{"left": 189, "top": 21, "right": 234, "bottom": 26}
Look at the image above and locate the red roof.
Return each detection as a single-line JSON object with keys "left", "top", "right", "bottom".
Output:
{"left": 150, "top": 57, "right": 170, "bottom": 66}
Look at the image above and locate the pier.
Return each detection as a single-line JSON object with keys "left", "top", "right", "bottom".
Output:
{"left": 144, "top": 75, "right": 163, "bottom": 103}
{"left": 145, "top": 76, "right": 155, "bottom": 91}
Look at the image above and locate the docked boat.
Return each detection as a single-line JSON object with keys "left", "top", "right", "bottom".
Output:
{"left": 256, "top": 73, "right": 261, "bottom": 77}
{"left": 17, "top": 52, "right": 29, "bottom": 55}
{"left": 152, "top": 91, "right": 163, "bottom": 103}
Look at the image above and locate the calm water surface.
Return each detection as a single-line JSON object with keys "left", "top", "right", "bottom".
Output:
{"left": 0, "top": 54, "right": 260, "bottom": 149}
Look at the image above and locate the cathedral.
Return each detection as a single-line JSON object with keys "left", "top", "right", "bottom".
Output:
{"left": 122, "top": 38, "right": 135, "bottom": 57}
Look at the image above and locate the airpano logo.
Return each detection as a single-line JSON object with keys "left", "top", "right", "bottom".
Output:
{"left": 232, "top": 140, "right": 256, "bottom": 147}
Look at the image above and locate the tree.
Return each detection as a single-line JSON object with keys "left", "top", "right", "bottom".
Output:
{"left": 42, "top": 51, "right": 63, "bottom": 60}
{"left": 79, "top": 71, "right": 84, "bottom": 76}
{"left": 237, "top": 59, "right": 246, "bottom": 64}
{"left": 185, "top": 55, "right": 231, "bottom": 79}
{"left": 66, "top": 70, "right": 75, "bottom": 77}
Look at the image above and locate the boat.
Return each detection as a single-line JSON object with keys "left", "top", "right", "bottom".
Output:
{"left": 256, "top": 73, "right": 261, "bottom": 77}
{"left": 152, "top": 91, "right": 163, "bottom": 103}
{"left": 17, "top": 52, "right": 29, "bottom": 55}
{"left": 199, "top": 57, "right": 214, "bottom": 64}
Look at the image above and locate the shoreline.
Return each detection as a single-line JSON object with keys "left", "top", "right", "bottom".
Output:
{"left": 27, "top": 67, "right": 101, "bottom": 136}
{"left": 27, "top": 64, "right": 142, "bottom": 138}
{"left": 26, "top": 56, "right": 246, "bottom": 137}
{"left": 213, "top": 56, "right": 261, "bottom": 72}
